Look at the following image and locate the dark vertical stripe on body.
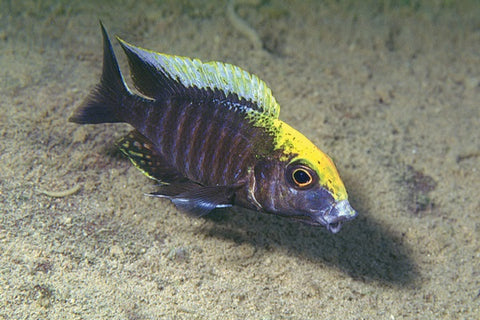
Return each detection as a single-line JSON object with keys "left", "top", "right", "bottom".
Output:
{"left": 144, "top": 107, "right": 162, "bottom": 150}
{"left": 226, "top": 123, "right": 253, "bottom": 184}
{"left": 207, "top": 119, "right": 228, "bottom": 185}
{"left": 224, "top": 131, "right": 244, "bottom": 183}
{"left": 142, "top": 101, "right": 170, "bottom": 156}
{"left": 171, "top": 102, "right": 189, "bottom": 166}
{"left": 195, "top": 106, "right": 221, "bottom": 185}
{"left": 210, "top": 109, "right": 244, "bottom": 186}
{"left": 158, "top": 99, "right": 180, "bottom": 162}
{"left": 186, "top": 106, "right": 212, "bottom": 182}
{"left": 183, "top": 108, "right": 203, "bottom": 176}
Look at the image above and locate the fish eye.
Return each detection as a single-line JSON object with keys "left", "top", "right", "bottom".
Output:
{"left": 287, "top": 164, "right": 315, "bottom": 189}
{"left": 293, "top": 168, "right": 311, "bottom": 185}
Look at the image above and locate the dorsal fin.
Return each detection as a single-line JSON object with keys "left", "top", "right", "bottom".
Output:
{"left": 117, "top": 37, "right": 280, "bottom": 119}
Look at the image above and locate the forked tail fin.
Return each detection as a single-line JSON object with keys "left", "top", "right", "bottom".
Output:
{"left": 69, "top": 22, "right": 131, "bottom": 124}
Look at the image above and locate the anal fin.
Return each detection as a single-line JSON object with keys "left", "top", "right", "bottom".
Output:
{"left": 118, "top": 130, "right": 186, "bottom": 183}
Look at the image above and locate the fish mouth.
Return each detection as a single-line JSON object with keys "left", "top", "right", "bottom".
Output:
{"left": 286, "top": 199, "right": 357, "bottom": 233}
{"left": 322, "top": 200, "right": 358, "bottom": 233}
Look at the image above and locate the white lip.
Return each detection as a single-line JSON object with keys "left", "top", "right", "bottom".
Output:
{"left": 323, "top": 200, "right": 357, "bottom": 233}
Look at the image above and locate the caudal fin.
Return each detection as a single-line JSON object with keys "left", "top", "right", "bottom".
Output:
{"left": 69, "top": 22, "right": 131, "bottom": 124}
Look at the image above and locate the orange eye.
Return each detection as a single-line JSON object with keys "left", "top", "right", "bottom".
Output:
{"left": 291, "top": 167, "right": 313, "bottom": 188}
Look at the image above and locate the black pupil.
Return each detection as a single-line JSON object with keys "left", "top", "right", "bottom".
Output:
{"left": 293, "top": 169, "right": 310, "bottom": 184}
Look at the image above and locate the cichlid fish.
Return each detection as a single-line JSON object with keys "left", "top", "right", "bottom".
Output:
{"left": 69, "top": 23, "right": 357, "bottom": 233}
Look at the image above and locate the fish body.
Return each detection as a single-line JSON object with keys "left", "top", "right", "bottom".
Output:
{"left": 69, "top": 23, "right": 357, "bottom": 233}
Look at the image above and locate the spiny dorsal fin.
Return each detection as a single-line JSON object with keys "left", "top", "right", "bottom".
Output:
{"left": 117, "top": 37, "right": 280, "bottom": 119}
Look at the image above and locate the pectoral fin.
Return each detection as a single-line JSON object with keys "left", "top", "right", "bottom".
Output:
{"left": 150, "top": 183, "right": 235, "bottom": 216}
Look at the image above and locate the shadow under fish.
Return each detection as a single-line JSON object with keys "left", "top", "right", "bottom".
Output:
{"left": 69, "top": 23, "right": 357, "bottom": 233}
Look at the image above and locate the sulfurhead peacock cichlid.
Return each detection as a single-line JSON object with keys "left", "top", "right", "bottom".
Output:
{"left": 69, "top": 23, "right": 357, "bottom": 233}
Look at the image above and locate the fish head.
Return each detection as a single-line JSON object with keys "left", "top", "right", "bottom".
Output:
{"left": 251, "top": 120, "right": 357, "bottom": 233}
{"left": 253, "top": 157, "right": 357, "bottom": 233}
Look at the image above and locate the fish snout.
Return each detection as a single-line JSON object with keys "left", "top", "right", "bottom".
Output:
{"left": 323, "top": 200, "right": 357, "bottom": 233}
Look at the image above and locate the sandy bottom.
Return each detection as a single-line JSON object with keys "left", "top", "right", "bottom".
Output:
{"left": 1, "top": 0, "right": 479, "bottom": 318}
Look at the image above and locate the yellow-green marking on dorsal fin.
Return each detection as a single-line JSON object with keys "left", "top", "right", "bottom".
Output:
{"left": 117, "top": 37, "right": 281, "bottom": 119}
{"left": 158, "top": 57, "right": 281, "bottom": 118}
